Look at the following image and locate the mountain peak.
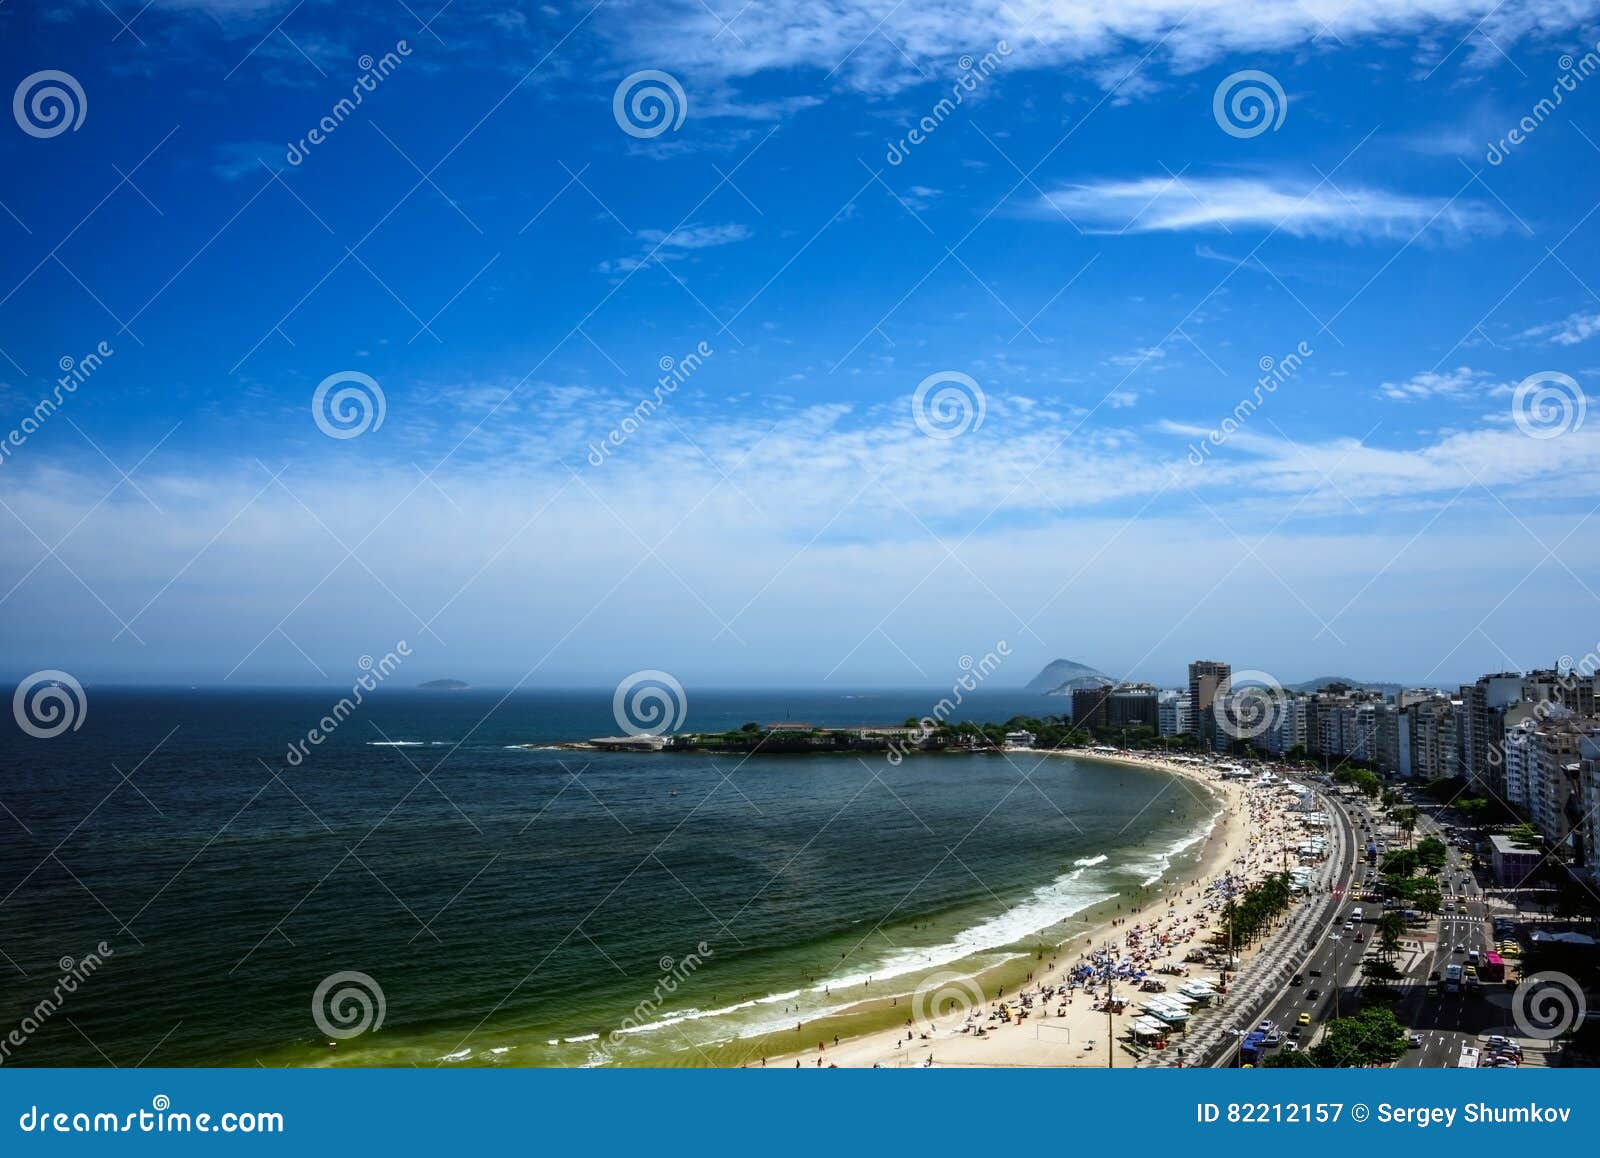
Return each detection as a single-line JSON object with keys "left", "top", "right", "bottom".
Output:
{"left": 1024, "top": 658, "right": 1110, "bottom": 694}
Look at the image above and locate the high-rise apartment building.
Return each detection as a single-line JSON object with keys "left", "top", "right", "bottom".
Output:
{"left": 1187, "top": 660, "right": 1230, "bottom": 742}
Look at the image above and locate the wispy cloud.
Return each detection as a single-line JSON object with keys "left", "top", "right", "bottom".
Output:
{"left": 598, "top": 0, "right": 1583, "bottom": 93}
{"left": 1033, "top": 176, "right": 1500, "bottom": 241}
{"left": 1376, "top": 366, "right": 1501, "bottom": 402}
{"left": 600, "top": 222, "right": 752, "bottom": 273}
{"left": 1520, "top": 309, "right": 1600, "bottom": 346}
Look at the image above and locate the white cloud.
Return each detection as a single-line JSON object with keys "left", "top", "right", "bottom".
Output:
{"left": 595, "top": 0, "right": 1585, "bottom": 93}
{"left": 600, "top": 222, "right": 752, "bottom": 272}
{"left": 1376, "top": 365, "right": 1499, "bottom": 402}
{"left": 1521, "top": 309, "right": 1600, "bottom": 346}
{"left": 1033, "top": 176, "right": 1501, "bottom": 240}
{"left": 1107, "top": 345, "right": 1166, "bottom": 368}
{"left": 5, "top": 393, "right": 1597, "bottom": 684}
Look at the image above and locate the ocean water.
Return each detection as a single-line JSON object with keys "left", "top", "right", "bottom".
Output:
{"left": 0, "top": 688, "right": 1216, "bottom": 1067}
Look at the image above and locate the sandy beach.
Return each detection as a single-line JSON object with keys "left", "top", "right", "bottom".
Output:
{"left": 752, "top": 751, "right": 1319, "bottom": 1069}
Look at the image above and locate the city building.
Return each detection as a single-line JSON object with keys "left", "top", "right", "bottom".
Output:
{"left": 1157, "top": 690, "right": 1191, "bottom": 738}
{"left": 1489, "top": 833, "right": 1543, "bottom": 887}
{"left": 1460, "top": 673, "right": 1526, "bottom": 794}
{"left": 1072, "top": 683, "right": 1159, "bottom": 732}
{"left": 1187, "top": 660, "right": 1230, "bottom": 743}
{"left": 1407, "top": 694, "right": 1459, "bottom": 781}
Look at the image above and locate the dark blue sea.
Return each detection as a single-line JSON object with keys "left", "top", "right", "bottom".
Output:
{"left": 0, "top": 687, "right": 1217, "bottom": 1066}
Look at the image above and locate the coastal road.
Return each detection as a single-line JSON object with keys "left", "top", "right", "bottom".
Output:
{"left": 1256, "top": 787, "right": 1518, "bottom": 1069}
{"left": 1231, "top": 788, "right": 1366, "bottom": 1062}
{"left": 1158, "top": 779, "right": 1359, "bottom": 1067}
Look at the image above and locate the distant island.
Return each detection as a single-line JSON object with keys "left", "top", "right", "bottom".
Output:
{"left": 1023, "top": 657, "right": 1114, "bottom": 696}
{"left": 1288, "top": 675, "right": 1406, "bottom": 696}
{"left": 417, "top": 678, "right": 470, "bottom": 690}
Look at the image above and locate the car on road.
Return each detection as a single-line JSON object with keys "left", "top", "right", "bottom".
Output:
{"left": 1289, "top": 1026, "right": 1302, "bottom": 1041}
{"left": 1282, "top": 1041, "right": 1299, "bottom": 1053}
{"left": 1409, "top": 1034, "right": 1423, "bottom": 1048}
{"left": 1298, "top": 1012, "right": 1312, "bottom": 1026}
{"left": 1445, "top": 902, "right": 1456, "bottom": 911}
{"left": 1291, "top": 973, "right": 1303, "bottom": 986}
{"left": 1305, "top": 988, "right": 1321, "bottom": 1000}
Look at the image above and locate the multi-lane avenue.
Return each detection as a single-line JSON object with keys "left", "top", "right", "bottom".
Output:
{"left": 1213, "top": 781, "right": 1538, "bottom": 1069}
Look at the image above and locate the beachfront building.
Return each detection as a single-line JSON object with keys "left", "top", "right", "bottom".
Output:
{"left": 1003, "top": 730, "right": 1036, "bottom": 749}
{"left": 1460, "top": 672, "right": 1526, "bottom": 794}
{"left": 1525, "top": 717, "right": 1600, "bottom": 871}
{"left": 1376, "top": 702, "right": 1404, "bottom": 776}
{"left": 1072, "top": 683, "right": 1158, "bottom": 733}
{"left": 1309, "top": 690, "right": 1382, "bottom": 765}
{"left": 1406, "top": 693, "right": 1460, "bottom": 781}
{"left": 1256, "top": 694, "right": 1306, "bottom": 757}
{"left": 1501, "top": 708, "right": 1538, "bottom": 811}
{"left": 1187, "top": 660, "right": 1230, "bottom": 745}
{"left": 1157, "top": 690, "right": 1191, "bottom": 737}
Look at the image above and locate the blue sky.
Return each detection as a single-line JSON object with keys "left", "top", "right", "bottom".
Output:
{"left": 2, "top": 0, "right": 1599, "bottom": 690}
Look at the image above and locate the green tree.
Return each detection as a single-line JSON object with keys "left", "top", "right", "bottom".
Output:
{"left": 1261, "top": 1049, "right": 1318, "bottom": 1067}
{"left": 1310, "top": 1007, "right": 1408, "bottom": 1067}
{"left": 1415, "top": 836, "right": 1447, "bottom": 872}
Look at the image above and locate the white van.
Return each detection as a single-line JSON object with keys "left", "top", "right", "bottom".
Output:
{"left": 1351, "top": 907, "right": 1363, "bottom": 921}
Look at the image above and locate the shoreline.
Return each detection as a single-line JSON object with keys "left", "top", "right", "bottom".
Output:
{"left": 738, "top": 750, "right": 1297, "bottom": 1069}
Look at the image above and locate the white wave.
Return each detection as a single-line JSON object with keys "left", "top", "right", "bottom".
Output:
{"left": 439, "top": 1048, "right": 472, "bottom": 1062}
{"left": 1129, "top": 812, "right": 1219, "bottom": 885}
{"left": 1074, "top": 853, "right": 1109, "bottom": 867}
{"left": 368, "top": 740, "right": 426, "bottom": 747}
{"left": 822, "top": 873, "right": 1116, "bottom": 995}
